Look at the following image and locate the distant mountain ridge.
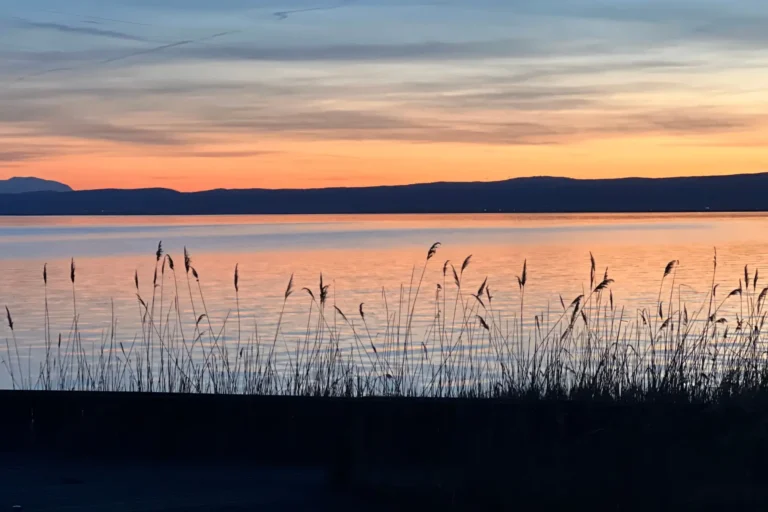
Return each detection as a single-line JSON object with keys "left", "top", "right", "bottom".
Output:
{"left": 2, "top": 173, "right": 768, "bottom": 215}
{"left": 0, "top": 177, "right": 72, "bottom": 194}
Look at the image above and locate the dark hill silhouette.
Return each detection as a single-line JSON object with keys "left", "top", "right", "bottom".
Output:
{"left": 1, "top": 173, "right": 768, "bottom": 215}
{"left": 0, "top": 176, "right": 72, "bottom": 194}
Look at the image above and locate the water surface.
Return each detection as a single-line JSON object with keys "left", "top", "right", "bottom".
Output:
{"left": 0, "top": 213, "right": 764, "bottom": 389}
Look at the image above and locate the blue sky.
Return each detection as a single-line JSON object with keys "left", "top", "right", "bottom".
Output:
{"left": 1, "top": 0, "right": 767, "bottom": 189}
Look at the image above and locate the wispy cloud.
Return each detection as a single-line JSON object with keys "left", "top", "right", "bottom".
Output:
{"left": 11, "top": 17, "right": 148, "bottom": 42}
{"left": 0, "top": 150, "right": 38, "bottom": 162}
{"left": 1, "top": 0, "right": 767, "bottom": 184}
{"left": 179, "top": 150, "right": 278, "bottom": 158}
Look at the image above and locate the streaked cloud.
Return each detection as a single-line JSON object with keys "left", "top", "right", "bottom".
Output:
{"left": 10, "top": 17, "right": 149, "bottom": 42}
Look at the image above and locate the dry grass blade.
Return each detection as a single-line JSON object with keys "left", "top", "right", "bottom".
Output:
{"left": 70, "top": 258, "right": 76, "bottom": 284}
{"left": 559, "top": 295, "right": 566, "bottom": 311}
{"left": 443, "top": 260, "right": 450, "bottom": 277}
{"left": 728, "top": 287, "right": 742, "bottom": 298}
{"left": 660, "top": 318, "right": 670, "bottom": 330}
{"left": 594, "top": 278, "right": 614, "bottom": 293}
{"left": 234, "top": 264, "right": 239, "bottom": 293}
{"left": 43, "top": 263, "right": 47, "bottom": 285}
{"left": 285, "top": 273, "right": 294, "bottom": 299}
{"left": 334, "top": 306, "right": 348, "bottom": 322}
{"left": 485, "top": 285, "right": 492, "bottom": 303}
{"left": 167, "top": 254, "right": 175, "bottom": 271}
{"left": 134, "top": 270, "right": 139, "bottom": 291}
{"left": 589, "top": 252, "right": 596, "bottom": 288}
{"left": 452, "top": 265, "right": 460, "bottom": 288}
{"left": 570, "top": 307, "right": 580, "bottom": 326}
{"left": 156, "top": 241, "right": 163, "bottom": 262}
{"left": 477, "top": 315, "right": 490, "bottom": 331}
{"left": 196, "top": 314, "right": 206, "bottom": 327}
{"left": 427, "top": 242, "right": 441, "bottom": 261}
{"left": 759, "top": 287, "right": 768, "bottom": 306}
{"left": 569, "top": 295, "right": 584, "bottom": 310}
{"left": 359, "top": 303, "right": 365, "bottom": 319}
{"left": 191, "top": 267, "right": 199, "bottom": 281}
{"left": 745, "top": 265, "right": 749, "bottom": 289}
{"left": 755, "top": 269, "right": 759, "bottom": 290}
{"left": 477, "top": 277, "right": 488, "bottom": 297}
{"left": 5, "top": 306, "right": 13, "bottom": 331}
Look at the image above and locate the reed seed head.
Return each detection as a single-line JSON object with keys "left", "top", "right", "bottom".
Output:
{"left": 461, "top": 255, "right": 472, "bottom": 274}
{"left": 184, "top": 247, "right": 191, "bottom": 274}
{"left": 427, "top": 242, "right": 441, "bottom": 261}
{"left": 285, "top": 273, "right": 294, "bottom": 299}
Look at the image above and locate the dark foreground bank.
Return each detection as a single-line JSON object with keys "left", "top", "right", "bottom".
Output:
{"left": 3, "top": 391, "right": 768, "bottom": 510}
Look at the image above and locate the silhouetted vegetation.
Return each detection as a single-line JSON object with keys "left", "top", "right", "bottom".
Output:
{"left": 3, "top": 242, "right": 768, "bottom": 404}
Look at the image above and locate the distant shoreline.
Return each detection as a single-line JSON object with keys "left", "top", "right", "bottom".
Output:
{"left": 2, "top": 172, "right": 768, "bottom": 215}
{"left": 0, "top": 209, "right": 763, "bottom": 217}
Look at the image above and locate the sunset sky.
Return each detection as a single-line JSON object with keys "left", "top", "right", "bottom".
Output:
{"left": 1, "top": 0, "right": 767, "bottom": 191}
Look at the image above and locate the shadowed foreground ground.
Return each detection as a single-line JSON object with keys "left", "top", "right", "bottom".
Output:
{"left": 1, "top": 456, "right": 371, "bottom": 512}
{"left": 4, "top": 391, "right": 768, "bottom": 510}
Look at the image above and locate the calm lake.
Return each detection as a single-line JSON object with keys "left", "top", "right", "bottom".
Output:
{"left": 0, "top": 213, "right": 764, "bottom": 390}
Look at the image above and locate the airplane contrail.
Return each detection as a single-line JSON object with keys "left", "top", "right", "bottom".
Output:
{"left": 274, "top": 0, "right": 355, "bottom": 20}
{"left": 10, "top": 30, "right": 240, "bottom": 83}
{"left": 98, "top": 30, "right": 240, "bottom": 65}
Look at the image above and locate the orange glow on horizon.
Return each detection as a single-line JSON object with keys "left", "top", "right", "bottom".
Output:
{"left": 2, "top": 132, "right": 767, "bottom": 192}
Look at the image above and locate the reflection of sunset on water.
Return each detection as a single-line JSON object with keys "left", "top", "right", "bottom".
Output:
{"left": 1, "top": 213, "right": 766, "bottom": 388}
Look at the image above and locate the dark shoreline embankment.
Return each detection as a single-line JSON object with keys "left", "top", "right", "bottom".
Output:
{"left": 3, "top": 391, "right": 768, "bottom": 509}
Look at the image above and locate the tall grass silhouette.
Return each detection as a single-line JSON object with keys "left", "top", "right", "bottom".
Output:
{"left": 2, "top": 242, "right": 767, "bottom": 401}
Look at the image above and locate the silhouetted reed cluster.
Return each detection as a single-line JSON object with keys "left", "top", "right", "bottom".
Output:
{"left": 2, "top": 242, "right": 767, "bottom": 401}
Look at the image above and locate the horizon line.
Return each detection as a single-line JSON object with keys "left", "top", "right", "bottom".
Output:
{"left": 4, "top": 170, "right": 768, "bottom": 194}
